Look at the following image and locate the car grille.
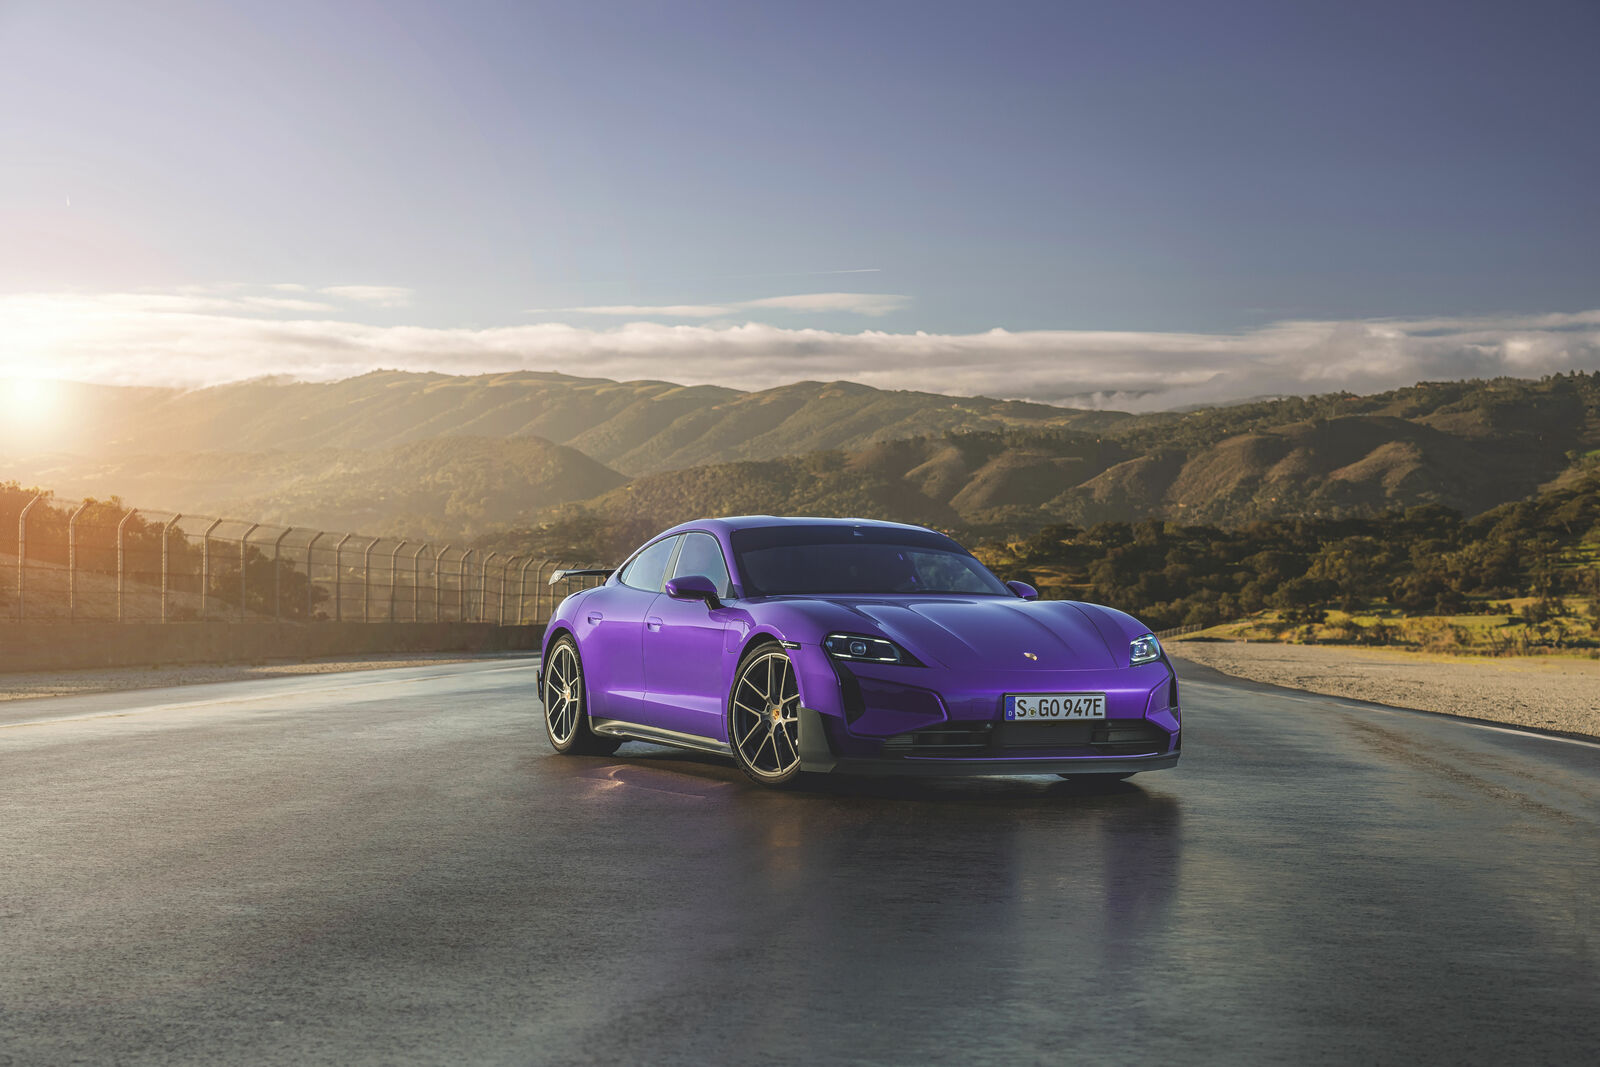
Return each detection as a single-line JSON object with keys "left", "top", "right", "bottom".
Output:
{"left": 880, "top": 719, "right": 1169, "bottom": 759}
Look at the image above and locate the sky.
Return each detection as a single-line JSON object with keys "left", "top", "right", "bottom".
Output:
{"left": 1, "top": 0, "right": 1597, "bottom": 409}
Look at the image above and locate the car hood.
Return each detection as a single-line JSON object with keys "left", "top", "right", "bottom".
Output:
{"left": 796, "top": 595, "right": 1121, "bottom": 670}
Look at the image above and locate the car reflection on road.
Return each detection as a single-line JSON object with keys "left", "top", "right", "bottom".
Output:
{"left": 556, "top": 745, "right": 1183, "bottom": 1043}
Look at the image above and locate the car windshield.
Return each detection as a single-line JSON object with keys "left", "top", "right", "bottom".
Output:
{"left": 731, "top": 524, "right": 1010, "bottom": 597}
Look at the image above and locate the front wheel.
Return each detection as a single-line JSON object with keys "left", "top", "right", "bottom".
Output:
{"left": 728, "top": 644, "right": 805, "bottom": 787}
{"left": 543, "top": 636, "right": 621, "bottom": 756}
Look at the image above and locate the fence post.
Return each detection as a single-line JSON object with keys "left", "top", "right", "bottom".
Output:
{"left": 499, "top": 557, "right": 512, "bottom": 626}
{"left": 436, "top": 544, "right": 450, "bottom": 622}
{"left": 559, "top": 559, "right": 577, "bottom": 609}
{"left": 303, "top": 531, "right": 325, "bottom": 619}
{"left": 388, "top": 540, "right": 407, "bottom": 622}
{"left": 458, "top": 550, "right": 474, "bottom": 622}
{"left": 116, "top": 509, "right": 136, "bottom": 622}
{"left": 533, "top": 559, "right": 557, "bottom": 625}
{"left": 161, "top": 514, "right": 181, "bottom": 622}
{"left": 412, "top": 544, "right": 429, "bottom": 622}
{"left": 518, "top": 557, "right": 536, "bottom": 625}
{"left": 361, "top": 539, "right": 377, "bottom": 623}
{"left": 67, "top": 499, "right": 90, "bottom": 622}
{"left": 271, "top": 528, "right": 292, "bottom": 620}
{"left": 552, "top": 559, "right": 574, "bottom": 625}
{"left": 479, "top": 552, "right": 499, "bottom": 623}
{"left": 333, "top": 533, "right": 352, "bottom": 622}
{"left": 16, "top": 494, "right": 40, "bottom": 621}
{"left": 239, "top": 523, "right": 259, "bottom": 622}
{"left": 199, "top": 518, "right": 222, "bottom": 621}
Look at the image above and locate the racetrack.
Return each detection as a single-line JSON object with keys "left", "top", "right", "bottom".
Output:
{"left": 1, "top": 657, "right": 1595, "bottom": 1065}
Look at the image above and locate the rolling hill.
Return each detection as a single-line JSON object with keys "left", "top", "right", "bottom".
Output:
{"left": 16, "top": 371, "right": 1126, "bottom": 476}
{"left": 19, "top": 436, "right": 625, "bottom": 539}
{"left": 6, "top": 371, "right": 1598, "bottom": 545}
{"left": 534, "top": 373, "right": 1600, "bottom": 535}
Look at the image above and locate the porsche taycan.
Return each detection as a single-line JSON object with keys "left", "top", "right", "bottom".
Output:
{"left": 538, "top": 517, "right": 1181, "bottom": 786}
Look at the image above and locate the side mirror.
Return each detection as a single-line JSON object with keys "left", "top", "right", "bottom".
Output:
{"left": 665, "top": 574, "right": 721, "bottom": 608}
{"left": 1006, "top": 580, "right": 1039, "bottom": 601}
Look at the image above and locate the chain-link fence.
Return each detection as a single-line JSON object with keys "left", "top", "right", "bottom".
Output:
{"left": 0, "top": 490, "right": 604, "bottom": 624}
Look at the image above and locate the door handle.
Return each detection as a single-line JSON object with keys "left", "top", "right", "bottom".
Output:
{"left": 586, "top": 612, "right": 603, "bottom": 624}
{"left": 646, "top": 617, "right": 663, "bottom": 632}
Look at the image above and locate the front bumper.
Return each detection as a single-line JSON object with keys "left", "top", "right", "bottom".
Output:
{"left": 790, "top": 648, "right": 1182, "bottom": 777}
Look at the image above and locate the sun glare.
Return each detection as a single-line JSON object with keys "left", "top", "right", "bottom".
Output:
{"left": 2, "top": 377, "right": 61, "bottom": 429}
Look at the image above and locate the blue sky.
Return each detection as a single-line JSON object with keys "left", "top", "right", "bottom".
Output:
{"left": 1, "top": 0, "right": 1596, "bottom": 406}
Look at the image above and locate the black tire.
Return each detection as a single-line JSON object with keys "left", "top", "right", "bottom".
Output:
{"left": 543, "top": 635, "right": 621, "bottom": 756}
{"left": 727, "top": 642, "right": 805, "bottom": 787}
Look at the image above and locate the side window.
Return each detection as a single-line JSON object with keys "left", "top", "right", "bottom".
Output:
{"left": 618, "top": 536, "right": 680, "bottom": 592}
{"left": 672, "top": 532, "right": 733, "bottom": 598}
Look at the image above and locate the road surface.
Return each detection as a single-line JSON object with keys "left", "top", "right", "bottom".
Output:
{"left": 0, "top": 656, "right": 1595, "bottom": 1065}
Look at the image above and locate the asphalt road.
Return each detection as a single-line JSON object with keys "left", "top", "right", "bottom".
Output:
{"left": 0, "top": 657, "right": 1596, "bottom": 1066}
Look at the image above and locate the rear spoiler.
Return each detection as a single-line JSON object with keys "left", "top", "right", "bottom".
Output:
{"left": 548, "top": 568, "right": 615, "bottom": 585}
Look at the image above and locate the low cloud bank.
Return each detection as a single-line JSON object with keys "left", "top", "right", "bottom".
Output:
{"left": 3, "top": 289, "right": 1597, "bottom": 411}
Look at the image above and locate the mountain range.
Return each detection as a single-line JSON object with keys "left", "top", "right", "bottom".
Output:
{"left": 5, "top": 371, "right": 1597, "bottom": 543}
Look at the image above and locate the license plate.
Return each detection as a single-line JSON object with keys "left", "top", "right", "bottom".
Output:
{"left": 1006, "top": 693, "right": 1107, "bottom": 721}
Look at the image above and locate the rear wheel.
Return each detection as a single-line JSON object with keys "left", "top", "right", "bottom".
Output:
{"left": 728, "top": 644, "right": 804, "bottom": 787}
{"left": 543, "top": 636, "right": 621, "bottom": 756}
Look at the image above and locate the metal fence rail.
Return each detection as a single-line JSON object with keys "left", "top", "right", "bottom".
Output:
{"left": 1153, "top": 623, "right": 1207, "bottom": 639}
{"left": 0, "top": 491, "right": 600, "bottom": 624}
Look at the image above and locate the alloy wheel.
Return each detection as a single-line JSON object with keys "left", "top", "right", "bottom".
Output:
{"left": 730, "top": 648, "right": 802, "bottom": 782}
{"left": 544, "top": 641, "right": 583, "bottom": 747}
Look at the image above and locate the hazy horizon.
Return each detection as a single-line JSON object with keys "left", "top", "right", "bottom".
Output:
{"left": 6, "top": 337, "right": 1600, "bottom": 421}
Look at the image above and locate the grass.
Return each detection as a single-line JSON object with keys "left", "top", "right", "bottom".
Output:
{"left": 1179, "top": 602, "right": 1600, "bottom": 659}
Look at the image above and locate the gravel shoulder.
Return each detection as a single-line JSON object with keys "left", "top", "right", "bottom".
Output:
{"left": 1168, "top": 640, "right": 1600, "bottom": 738}
{"left": 0, "top": 652, "right": 519, "bottom": 703}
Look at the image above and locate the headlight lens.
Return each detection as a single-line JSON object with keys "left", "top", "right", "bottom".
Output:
{"left": 1129, "top": 633, "right": 1161, "bottom": 665}
{"left": 824, "top": 633, "right": 910, "bottom": 664}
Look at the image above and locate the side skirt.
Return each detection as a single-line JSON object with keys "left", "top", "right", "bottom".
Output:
{"left": 589, "top": 718, "right": 733, "bottom": 757}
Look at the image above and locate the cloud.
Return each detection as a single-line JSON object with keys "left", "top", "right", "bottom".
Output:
{"left": 537, "top": 291, "right": 909, "bottom": 318}
{"left": 239, "top": 296, "right": 335, "bottom": 312}
{"left": 740, "top": 292, "right": 908, "bottom": 316}
{"left": 320, "top": 285, "right": 413, "bottom": 307}
{"left": 556, "top": 304, "right": 734, "bottom": 318}
{"left": 3, "top": 289, "right": 1598, "bottom": 412}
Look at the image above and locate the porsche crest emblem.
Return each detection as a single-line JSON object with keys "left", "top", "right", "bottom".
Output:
{"left": 1023, "top": 651, "right": 1038, "bottom": 661}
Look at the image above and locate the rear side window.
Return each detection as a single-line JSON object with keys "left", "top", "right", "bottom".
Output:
{"left": 672, "top": 532, "right": 732, "bottom": 598}
{"left": 618, "top": 535, "right": 680, "bottom": 591}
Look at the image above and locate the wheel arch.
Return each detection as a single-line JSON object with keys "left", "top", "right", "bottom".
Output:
{"left": 542, "top": 624, "right": 575, "bottom": 660}
{"left": 732, "top": 626, "right": 818, "bottom": 713}
{"left": 735, "top": 627, "right": 785, "bottom": 661}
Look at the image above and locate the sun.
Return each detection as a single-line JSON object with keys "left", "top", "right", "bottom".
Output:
{"left": 2, "top": 377, "right": 62, "bottom": 428}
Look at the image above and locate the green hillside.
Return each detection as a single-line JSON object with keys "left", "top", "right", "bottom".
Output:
{"left": 969, "top": 467, "right": 1600, "bottom": 642}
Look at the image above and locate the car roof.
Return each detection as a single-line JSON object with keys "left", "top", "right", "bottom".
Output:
{"left": 658, "top": 515, "right": 938, "bottom": 537}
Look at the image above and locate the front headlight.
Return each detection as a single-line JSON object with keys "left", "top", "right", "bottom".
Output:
{"left": 824, "top": 632, "right": 915, "bottom": 665}
{"left": 1129, "top": 633, "right": 1161, "bottom": 665}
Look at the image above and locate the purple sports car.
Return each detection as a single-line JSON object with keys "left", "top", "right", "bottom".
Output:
{"left": 539, "top": 517, "right": 1181, "bottom": 787}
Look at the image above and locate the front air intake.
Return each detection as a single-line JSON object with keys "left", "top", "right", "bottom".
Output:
{"left": 880, "top": 724, "right": 993, "bottom": 756}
